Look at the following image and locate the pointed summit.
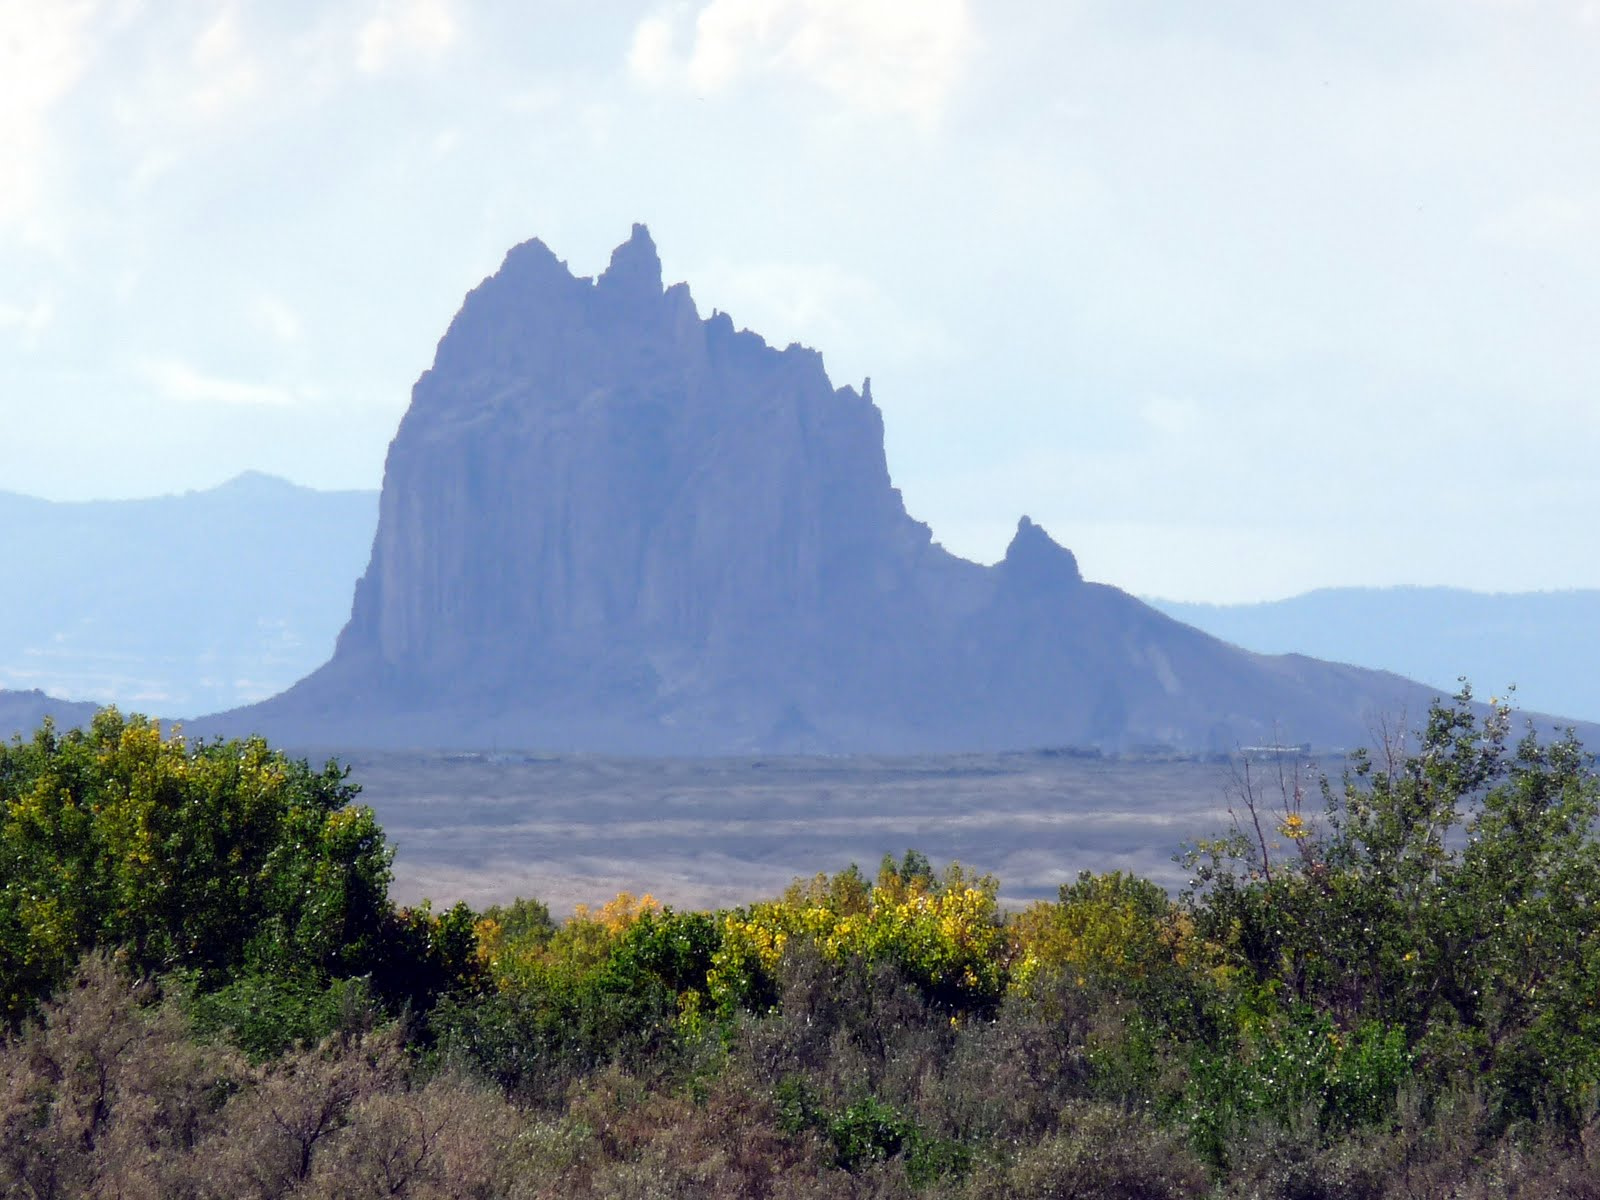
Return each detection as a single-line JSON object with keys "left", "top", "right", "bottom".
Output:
{"left": 597, "top": 223, "right": 663, "bottom": 300}
{"left": 498, "top": 236, "right": 569, "bottom": 284}
{"left": 1002, "top": 516, "right": 1082, "bottom": 591}
{"left": 218, "top": 227, "right": 1448, "bottom": 755}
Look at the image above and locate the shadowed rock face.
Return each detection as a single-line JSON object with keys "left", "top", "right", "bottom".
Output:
{"left": 217, "top": 226, "right": 1439, "bottom": 753}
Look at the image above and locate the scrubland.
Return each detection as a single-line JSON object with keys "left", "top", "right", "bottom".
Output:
{"left": 6, "top": 697, "right": 1600, "bottom": 1198}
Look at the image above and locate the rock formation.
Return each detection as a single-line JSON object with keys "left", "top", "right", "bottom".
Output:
{"left": 216, "top": 225, "right": 1442, "bottom": 753}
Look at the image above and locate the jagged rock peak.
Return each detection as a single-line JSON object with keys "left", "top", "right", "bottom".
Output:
{"left": 597, "top": 222, "right": 663, "bottom": 298}
{"left": 209, "top": 224, "right": 1466, "bottom": 759}
{"left": 1003, "top": 516, "right": 1082, "bottom": 589}
{"left": 498, "top": 235, "right": 570, "bottom": 283}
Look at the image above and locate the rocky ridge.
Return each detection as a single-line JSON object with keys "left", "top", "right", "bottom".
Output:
{"left": 215, "top": 226, "right": 1443, "bottom": 754}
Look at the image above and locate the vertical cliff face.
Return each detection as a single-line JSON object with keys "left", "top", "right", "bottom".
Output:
{"left": 231, "top": 226, "right": 1436, "bottom": 753}
{"left": 319, "top": 225, "right": 961, "bottom": 742}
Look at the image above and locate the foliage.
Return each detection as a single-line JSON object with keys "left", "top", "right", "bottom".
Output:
{"left": 372, "top": 898, "right": 487, "bottom": 1013}
{"left": 985, "top": 1101, "right": 1209, "bottom": 1200}
{"left": 10, "top": 699, "right": 1600, "bottom": 1195}
{"left": 436, "top": 897, "right": 713, "bottom": 1101}
{"left": 474, "top": 895, "right": 555, "bottom": 963}
{"left": 1180, "top": 1007, "right": 1412, "bottom": 1164}
{"left": 1010, "top": 869, "right": 1196, "bottom": 993}
{"left": 185, "top": 970, "right": 381, "bottom": 1061}
{"left": 0, "top": 954, "right": 523, "bottom": 1200}
{"left": 709, "top": 856, "right": 1009, "bottom": 1017}
{"left": 1185, "top": 687, "right": 1600, "bottom": 1132}
{"left": 0, "top": 710, "right": 391, "bottom": 1022}
{"left": 775, "top": 1078, "right": 971, "bottom": 1185}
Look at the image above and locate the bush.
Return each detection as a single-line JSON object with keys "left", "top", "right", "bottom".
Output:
{"left": 1181, "top": 1007, "right": 1411, "bottom": 1165}
{"left": 1184, "top": 689, "right": 1600, "bottom": 1133}
{"left": 984, "top": 1102, "right": 1209, "bottom": 1200}
{"left": 0, "top": 710, "right": 390, "bottom": 1022}
{"left": 13, "top": 701, "right": 1600, "bottom": 1194}
{"left": 710, "top": 859, "right": 1009, "bottom": 1018}
{"left": 0, "top": 953, "right": 239, "bottom": 1198}
{"left": 185, "top": 970, "right": 382, "bottom": 1061}
{"left": 0, "top": 953, "right": 529, "bottom": 1200}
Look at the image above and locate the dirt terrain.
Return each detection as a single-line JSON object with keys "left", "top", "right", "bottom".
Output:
{"left": 333, "top": 749, "right": 1321, "bottom": 914}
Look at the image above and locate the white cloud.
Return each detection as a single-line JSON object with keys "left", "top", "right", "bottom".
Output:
{"left": 0, "top": 298, "right": 55, "bottom": 347}
{"left": 140, "top": 358, "right": 297, "bottom": 407}
{"left": 250, "top": 295, "right": 303, "bottom": 344}
{"left": 629, "top": 0, "right": 971, "bottom": 124}
{"left": 628, "top": 15, "right": 678, "bottom": 85}
{"left": 0, "top": 0, "right": 99, "bottom": 231}
{"left": 1479, "top": 192, "right": 1596, "bottom": 252}
{"left": 186, "top": 5, "right": 260, "bottom": 118}
{"left": 356, "top": 0, "right": 458, "bottom": 74}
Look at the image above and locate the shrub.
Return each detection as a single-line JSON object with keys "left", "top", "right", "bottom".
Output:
{"left": 185, "top": 970, "right": 382, "bottom": 1061}
{"left": 0, "top": 710, "right": 390, "bottom": 1022}
{"left": 775, "top": 1079, "right": 970, "bottom": 1187}
{"left": 1184, "top": 689, "right": 1600, "bottom": 1132}
{"left": 709, "top": 859, "right": 1009, "bottom": 1018}
{"left": 1011, "top": 871, "right": 1186, "bottom": 989}
{"left": 983, "top": 1101, "right": 1209, "bottom": 1200}
{"left": 1181, "top": 1006, "right": 1411, "bottom": 1164}
{"left": 0, "top": 953, "right": 239, "bottom": 1198}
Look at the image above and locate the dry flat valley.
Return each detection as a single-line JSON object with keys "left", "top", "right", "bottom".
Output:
{"left": 345, "top": 750, "right": 1299, "bottom": 914}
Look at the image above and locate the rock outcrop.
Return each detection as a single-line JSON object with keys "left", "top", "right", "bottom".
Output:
{"left": 215, "top": 226, "right": 1442, "bottom": 753}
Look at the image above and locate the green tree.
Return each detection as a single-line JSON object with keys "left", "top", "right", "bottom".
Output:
{"left": 1186, "top": 688, "right": 1600, "bottom": 1127}
{"left": 0, "top": 709, "right": 392, "bottom": 1023}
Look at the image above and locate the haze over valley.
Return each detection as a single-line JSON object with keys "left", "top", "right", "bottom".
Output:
{"left": 0, "top": 474, "right": 376, "bottom": 716}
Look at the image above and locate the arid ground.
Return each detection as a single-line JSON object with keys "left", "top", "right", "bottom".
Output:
{"left": 330, "top": 749, "right": 1328, "bottom": 914}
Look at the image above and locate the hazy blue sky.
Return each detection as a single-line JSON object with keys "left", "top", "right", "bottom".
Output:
{"left": 2, "top": 1, "right": 1597, "bottom": 601}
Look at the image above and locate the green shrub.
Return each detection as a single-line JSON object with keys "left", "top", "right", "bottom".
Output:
{"left": 184, "top": 970, "right": 381, "bottom": 1061}
{"left": 1181, "top": 1006, "right": 1411, "bottom": 1164}
{"left": 774, "top": 1078, "right": 970, "bottom": 1187}
{"left": 0, "top": 710, "right": 390, "bottom": 1022}
{"left": 1184, "top": 689, "right": 1600, "bottom": 1135}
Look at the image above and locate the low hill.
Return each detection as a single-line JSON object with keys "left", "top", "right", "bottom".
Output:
{"left": 1152, "top": 588, "right": 1600, "bottom": 725}
{"left": 0, "top": 689, "right": 99, "bottom": 740}
{"left": 0, "top": 474, "right": 377, "bottom": 716}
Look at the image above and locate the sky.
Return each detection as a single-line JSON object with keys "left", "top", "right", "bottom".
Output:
{"left": 2, "top": 0, "right": 1598, "bottom": 603}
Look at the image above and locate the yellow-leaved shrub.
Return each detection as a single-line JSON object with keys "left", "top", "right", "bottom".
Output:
{"left": 708, "top": 859, "right": 1008, "bottom": 1014}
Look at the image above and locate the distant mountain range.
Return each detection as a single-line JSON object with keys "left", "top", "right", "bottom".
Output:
{"left": 1151, "top": 589, "right": 1600, "bottom": 725}
{"left": 0, "top": 689, "right": 99, "bottom": 741}
{"left": 0, "top": 474, "right": 376, "bottom": 717}
{"left": 197, "top": 226, "right": 1474, "bottom": 755}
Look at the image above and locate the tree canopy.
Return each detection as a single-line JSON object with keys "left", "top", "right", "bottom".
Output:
{"left": 0, "top": 709, "right": 390, "bottom": 1022}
